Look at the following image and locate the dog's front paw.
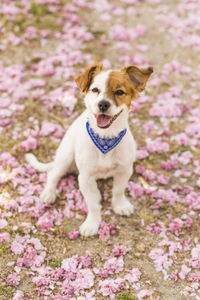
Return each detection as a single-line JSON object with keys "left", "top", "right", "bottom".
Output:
{"left": 79, "top": 218, "right": 100, "bottom": 237}
{"left": 113, "top": 197, "right": 134, "bottom": 216}
{"left": 40, "top": 188, "right": 56, "bottom": 204}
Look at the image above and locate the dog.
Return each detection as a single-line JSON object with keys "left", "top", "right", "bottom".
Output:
{"left": 25, "top": 62, "right": 153, "bottom": 237}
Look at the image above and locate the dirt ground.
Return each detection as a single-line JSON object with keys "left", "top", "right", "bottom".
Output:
{"left": 0, "top": 0, "right": 200, "bottom": 299}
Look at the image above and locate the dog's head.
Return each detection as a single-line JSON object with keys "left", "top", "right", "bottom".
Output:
{"left": 75, "top": 62, "right": 153, "bottom": 130}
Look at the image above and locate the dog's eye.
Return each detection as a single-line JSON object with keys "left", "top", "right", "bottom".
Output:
{"left": 91, "top": 87, "right": 99, "bottom": 93}
{"left": 115, "top": 89, "right": 124, "bottom": 96}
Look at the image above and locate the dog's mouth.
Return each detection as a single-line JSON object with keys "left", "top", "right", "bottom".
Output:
{"left": 95, "top": 110, "right": 123, "bottom": 129}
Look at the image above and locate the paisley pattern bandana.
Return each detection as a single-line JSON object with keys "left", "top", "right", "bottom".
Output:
{"left": 86, "top": 121, "right": 127, "bottom": 154}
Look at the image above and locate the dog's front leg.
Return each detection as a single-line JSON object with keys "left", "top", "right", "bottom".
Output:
{"left": 112, "top": 167, "right": 134, "bottom": 216}
{"left": 78, "top": 174, "right": 101, "bottom": 237}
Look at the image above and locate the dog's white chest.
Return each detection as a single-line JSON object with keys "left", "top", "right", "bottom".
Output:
{"left": 91, "top": 153, "right": 119, "bottom": 179}
{"left": 72, "top": 111, "right": 136, "bottom": 180}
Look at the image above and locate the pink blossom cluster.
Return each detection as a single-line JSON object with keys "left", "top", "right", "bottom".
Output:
{"left": 149, "top": 92, "right": 183, "bottom": 118}
{"left": 189, "top": 245, "right": 200, "bottom": 269}
{"left": 98, "top": 221, "right": 116, "bottom": 241}
{"left": 18, "top": 137, "right": 40, "bottom": 152}
{"left": 13, "top": 290, "right": 24, "bottom": 300}
{"left": 183, "top": 192, "right": 200, "bottom": 210}
{"left": 39, "top": 121, "right": 63, "bottom": 139}
{"left": 127, "top": 181, "right": 144, "bottom": 198}
{"left": 113, "top": 245, "right": 129, "bottom": 256}
{"left": 98, "top": 278, "right": 125, "bottom": 298}
{"left": 119, "top": 53, "right": 151, "bottom": 66}
{"left": 146, "top": 139, "right": 169, "bottom": 154}
{"left": 7, "top": 273, "right": 20, "bottom": 286}
{"left": 10, "top": 234, "right": 46, "bottom": 269}
{"left": 137, "top": 289, "right": 152, "bottom": 299}
{"left": 110, "top": 24, "right": 147, "bottom": 41}
{"left": 169, "top": 218, "right": 183, "bottom": 235}
{"left": 149, "top": 248, "right": 173, "bottom": 273}
{"left": 68, "top": 229, "right": 79, "bottom": 240}
{"left": 156, "top": 2, "right": 200, "bottom": 48}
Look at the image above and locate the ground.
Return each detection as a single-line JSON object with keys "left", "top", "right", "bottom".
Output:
{"left": 0, "top": 0, "right": 200, "bottom": 299}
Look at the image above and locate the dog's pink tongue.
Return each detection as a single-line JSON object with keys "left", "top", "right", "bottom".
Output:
{"left": 96, "top": 114, "right": 112, "bottom": 128}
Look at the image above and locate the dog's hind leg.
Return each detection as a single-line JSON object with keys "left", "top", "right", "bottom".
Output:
{"left": 38, "top": 131, "right": 75, "bottom": 204}
{"left": 40, "top": 148, "right": 74, "bottom": 204}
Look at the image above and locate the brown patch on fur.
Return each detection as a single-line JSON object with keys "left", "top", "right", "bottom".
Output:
{"left": 75, "top": 62, "right": 103, "bottom": 94}
{"left": 121, "top": 65, "right": 153, "bottom": 92}
{"left": 106, "top": 71, "right": 138, "bottom": 108}
{"left": 106, "top": 66, "right": 153, "bottom": 107}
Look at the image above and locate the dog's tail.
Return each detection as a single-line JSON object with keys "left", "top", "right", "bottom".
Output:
{"left": 25, "top": 153, "right": 53, "bottom": 172}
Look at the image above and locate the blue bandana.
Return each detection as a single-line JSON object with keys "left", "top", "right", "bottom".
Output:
{"left": 86, "top": 121, "right": 127, "bottom": 154}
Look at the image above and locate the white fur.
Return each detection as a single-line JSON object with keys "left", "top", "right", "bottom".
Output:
{"left": 25, "top": 70, "right": 137, "bottom": 237}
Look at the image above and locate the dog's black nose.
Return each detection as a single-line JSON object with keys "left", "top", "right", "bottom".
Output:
{"left": 98, "top": 100, "right": 110, "bottom": 112}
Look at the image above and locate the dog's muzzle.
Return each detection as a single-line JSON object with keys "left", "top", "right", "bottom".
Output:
{"left": 95, "top": 110, "right": 123, "bottom": 128}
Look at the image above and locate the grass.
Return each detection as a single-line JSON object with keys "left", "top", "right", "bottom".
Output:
{"left": 0, "top": 243, "right": 8, "bottom": 255}
{"left": 49, "top": 258, "right": 62, "bottom": 269}
{"left": 0, "top": 285, "right": 14, "bottom": 299}
{"left": 30, "top": 1, "right": 50, "bottom": 18}
{"left": 117, "top": 291, "right": 136, "bottom": 300}
{"left": 178, "top": 145, "right": 191, "bottom": 155}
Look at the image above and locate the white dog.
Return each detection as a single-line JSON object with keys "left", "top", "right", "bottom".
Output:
{"left": 26, "top": 62, "right": 153, "bottom": 236}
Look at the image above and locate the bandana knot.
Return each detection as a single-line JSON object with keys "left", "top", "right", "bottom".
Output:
{"left": 86, "top": 121, "right": 127, "bottom": 154}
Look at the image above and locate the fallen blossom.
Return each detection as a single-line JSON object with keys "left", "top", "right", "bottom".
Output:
{"left": 98, "top": 221, "right": 116, "bottom": 241}
{"left": 0, "top": 218, "right": 8, "bottom": 229}
{"left": 98, "top": 278, "right": 124, "bottom": 298}
{"left": 124, "top": 268, "right": 141, "bottom": 283}
{"left": 0, "top": 232, "right": 11, "bottom": 242}
{"left": 113, "top": 245, "right": 128, "bottom": 257}
{"left": 179, "top": 264, "right": 191, "bottom": 279}
{"left": 7, "top": 273, "right": 20, "bottom": 286}
{"left": 68, "top": 229, "right": 79, "bottom": 240}
{"left": 18, "top": 137, "right": 40, "bottom": 152}
{"left": 169, "top": 218, "right": 183, "bottom": 235}
{"left": 137, "top": 289, "right": 152, "bottom": 299}
{"left": 13, "top": 290, "right": 24, "bottom": 300}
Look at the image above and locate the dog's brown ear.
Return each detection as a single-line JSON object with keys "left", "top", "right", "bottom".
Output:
{"left": 75, "top": 62, "right": 103, "bottom": 94}
{"left": 121, "top": 65, "right": 153, "bottom": 92}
